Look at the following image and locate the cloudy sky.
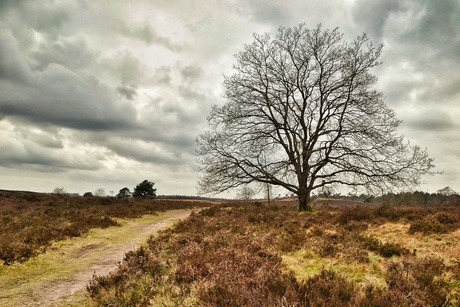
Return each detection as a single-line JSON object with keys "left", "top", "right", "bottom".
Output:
{"left": 0, "top": 0, "right": 459, "bottom": 196}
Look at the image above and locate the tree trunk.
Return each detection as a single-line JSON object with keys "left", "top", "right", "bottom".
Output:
{"left": 298, "top": 188, "right": 312, "bottom": 212}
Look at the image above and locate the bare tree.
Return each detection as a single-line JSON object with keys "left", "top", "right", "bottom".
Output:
{"left": 437, "top": 187, "right": 457, "bottom": 196}
{"left": 263, "top": 182, "right": 272, "bottom": 205}
{"left": 197, "top": 24, "right": 435, "bottom": 211}
{"left": 52, "top": 187, "right": 66, "bottom": 194}
{"left": 236, "top": 186, "right": 256, "bottom": 200}
{"left": 94, "top": 188, "right": 106, "bottom": 197}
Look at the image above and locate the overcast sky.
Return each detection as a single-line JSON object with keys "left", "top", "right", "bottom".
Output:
{"left": 0, "top": 0, "right": 459, "bottom": 196}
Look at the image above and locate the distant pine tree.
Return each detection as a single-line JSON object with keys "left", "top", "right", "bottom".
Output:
{"left": 133, "top": 180, "right": 157, "bottom": 199}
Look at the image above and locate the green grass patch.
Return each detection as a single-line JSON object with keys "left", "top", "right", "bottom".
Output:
{"left": 282, "top": 249, "right": 386, "bottom": 287}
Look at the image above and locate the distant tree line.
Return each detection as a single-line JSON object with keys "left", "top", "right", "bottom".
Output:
{"left": 373, "top": 189, "right": 460, "bottom": 206}
{"left": 322, "top": 187, "right": 460, "bottom": 206}
{"left": 76, "top": 180, "right": 157, "bottom": 199}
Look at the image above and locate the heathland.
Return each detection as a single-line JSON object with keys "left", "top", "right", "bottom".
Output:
{"left": 1, "top": 191, "right": 460, "bottom": 306}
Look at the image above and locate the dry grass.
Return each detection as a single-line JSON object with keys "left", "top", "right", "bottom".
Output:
{"left": 87, "top": 201, "right": 460, "bottom": 306}
{"left": 368, "top": 222, "right": 460, "bottom": 265}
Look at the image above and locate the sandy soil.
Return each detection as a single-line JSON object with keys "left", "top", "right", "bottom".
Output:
{"left": 0, "top": 209, "right": 195, "bottom": 307}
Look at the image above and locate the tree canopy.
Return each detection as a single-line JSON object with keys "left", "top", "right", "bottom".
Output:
{"left": 197, "top": 24, "right": 434, "bottom": 211}
{"left": 132, "top": 180, "right": 157, "bottom": 199}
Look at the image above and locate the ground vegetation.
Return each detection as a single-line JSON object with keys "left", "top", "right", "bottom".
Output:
{"left": 87, "top": 198, "right": 460, "bottom": 306}
{"left": 0, "top": 190, "right": 210, "bottom": 264}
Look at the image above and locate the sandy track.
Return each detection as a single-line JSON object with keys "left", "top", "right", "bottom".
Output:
{"left": 0, "top": 209, "right": 195, "bottom": 307}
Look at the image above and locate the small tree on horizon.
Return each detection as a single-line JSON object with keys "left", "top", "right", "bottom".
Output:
{"left": 52, "top": 187, "right": 66, "bottom": 194}
{"left": 133, "top": 180, "right": 157, "bottom": 199}
{"left": 94, "top": 188, "right": 106, "bottom": 197}
{"left": 236, "top": 186, "right": 256, "bottom": 200}
{"left": 117, "top": 187, "right": 132, "bottom": 199}
{"left": 437, "top": 186, "right": 457, "bottom": 196}
{"left": 197, "top": 24, "right": 435, "bottom": 212}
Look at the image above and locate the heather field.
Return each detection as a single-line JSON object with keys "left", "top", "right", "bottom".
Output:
{"left": 87, "top": 200, "right": 460, "bottom": 306}
{"left": 0, "top": 190, "right": 211, "bottom": 265}
{"left": 2, "top": 191, "right": 460, "bottom": 306}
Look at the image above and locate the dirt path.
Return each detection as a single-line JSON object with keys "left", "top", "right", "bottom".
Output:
{"left": 0, "top": 209, "right": 195, "bottom": 307}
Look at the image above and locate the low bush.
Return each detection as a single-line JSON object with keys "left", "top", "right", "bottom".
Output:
{"left": 363, "top": 256, "right": 451, "bottom": 306}
{"left": 408, "top": 211, "right": 460, "bottom": 234}
{"left": 335, "top": 205, "right": 374, "bottom": 225}
{"left": 357, "top": 235, "right": 409, "bottom": 258}
{"left": 300, "top": 269, "right": 358, "bottom": 307}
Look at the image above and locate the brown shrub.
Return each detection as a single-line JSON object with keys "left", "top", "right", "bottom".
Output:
{"left": 357, "top": 235, "right": 409, "bottom": 258}
{"left": 362, "top": 256, "right": 450, "bottom": 306}
{"left": 299, "top": 269, "right": 359, "bottom": 307}
{"left": 334, "top": 205, "right": 374, "bottom": 225}
{"left": 409, "top": 220, "right": 444, "bottom": 234}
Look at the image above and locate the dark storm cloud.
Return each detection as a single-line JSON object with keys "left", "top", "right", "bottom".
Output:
{"left": 0, "top": 68, "right": 138, "bottom": 132}
{"left": 0, "top": 31, "right": 30, "bottom": 83}
{"left": 400, "top": 1, "right": 460, "bottom": 107}
{"left": 178, "top": 86, "right": 205, "bottom": 101}
{"left": 350, "top": 0, "right": 460, "bottom": 192}
{"left": 353, "top": 0, "right": 460, "bottom": 51}
{"left": 134, "top": 25, "right": 185, "bottom": 52}
{"left": 353, "top": 0, "right": 460, "bottom": 110}
{"left": 9, "top": 1, "right": 80, "bottom": 39}
{"left": 0, "top": 0, "right": 192, "bottom": 178}
{"left": 0, "top": 0, "right": 22, "bottom": 10}
{"left": 134, "top": 113, "right": 199, "bottom": 150}
{"left": 0, "top": 29, "right": 138, "bottom": 132}
{"left": 401, "top": 0, "right": 460, "bottom": 50}
{"left": 151, "top": 66, "right": 172, "bottom": 85}
{"left": 83, "top": 124, "right": 196, "bottom": 169}
{"left": 0, "top": 151, "right": 101, "bottom": 171}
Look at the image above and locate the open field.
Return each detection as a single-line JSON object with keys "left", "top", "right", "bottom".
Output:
{"left": 2, "top": 191, "right": 460, "bottom": 306}
{"left": 87, "top": 200, "right": 460, "bottom": 306}
{"left": 0, "top": 190, "right": 213, "bottom": 265}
